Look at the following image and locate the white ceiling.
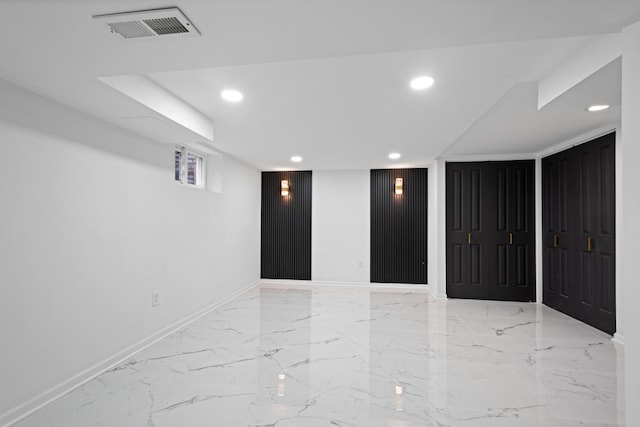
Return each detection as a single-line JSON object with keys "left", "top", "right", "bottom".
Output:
{"left": 444, "top": 57, "right": 623, "bottom": 158}
{"left": 0, "top": 0, "right": 638, "bottom": 170}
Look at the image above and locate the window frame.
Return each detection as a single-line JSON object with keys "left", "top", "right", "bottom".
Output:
{"left": 175, "top": 145, "right": 206, "bottom": 190}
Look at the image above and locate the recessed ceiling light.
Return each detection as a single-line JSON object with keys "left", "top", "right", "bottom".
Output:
{"left": 410, "top": 76, "right": 434, "bottom": 90}
{"left": 389, "top": 152, "right": 401, "bottom": 160}
{"left": 221, "top": 89, "right": 243, "bottom": 102}
{"left": 291, "top": 156, "right": 302, "bottom": 162}
{"left": 587, "top": 105, "right": 610, "bottom": 112}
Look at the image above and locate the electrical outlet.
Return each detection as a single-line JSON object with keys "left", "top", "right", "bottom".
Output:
{"left": 151, "top": 292, "right": 160, "bottom": 308}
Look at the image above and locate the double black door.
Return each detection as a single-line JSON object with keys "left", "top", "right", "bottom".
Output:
{"left": 446, "top": 161, "right": 535, "bottom": 301}
{"left": 542, "top": 133, "right": 616, "bottom": 334}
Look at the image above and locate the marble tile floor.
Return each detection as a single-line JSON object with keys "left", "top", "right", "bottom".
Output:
{"left": 13, "top": 283, "right": 624, "bottom": 427}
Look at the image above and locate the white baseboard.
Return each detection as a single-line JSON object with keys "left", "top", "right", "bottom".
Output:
{"left": 0, "top": 280, "right": 259, "bottom": 427}
{"left": 259, "top": 279, "right": 434, "bottom": 294}
{"left": 612, "top": 333, "right": 625, "bottom": 348}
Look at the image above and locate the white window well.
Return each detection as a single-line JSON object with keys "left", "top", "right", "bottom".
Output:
{"left": 175, "top": 145, "right": 205, "bottom": 188}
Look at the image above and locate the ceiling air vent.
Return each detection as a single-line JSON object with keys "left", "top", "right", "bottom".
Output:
{"left": 93, "top": 7, "right": 200, "bottom": 39}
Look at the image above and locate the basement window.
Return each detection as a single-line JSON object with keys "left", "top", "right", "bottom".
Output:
{"left": 175, "top": 146, "right": 205, "bottom": 188}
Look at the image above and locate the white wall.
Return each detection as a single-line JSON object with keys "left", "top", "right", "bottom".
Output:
{"left": 311, "top": 170, "right": 369, "bottom": 283}
{"left": 0, "top": 80, "right": 260, "bottom": 424}
{"left": 534, "top": 157, "right": 543, "bottom": 303}
{"left": 614, "top": 129, "right": 624, "bottom": 345}
{"left": 621, "top": 20, "right": 640, "bottom": 426}
{"left": 428, "top": 160, "right": 447, "bottom": 297}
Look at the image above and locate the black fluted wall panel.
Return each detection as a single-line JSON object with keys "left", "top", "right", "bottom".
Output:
{"left": 261, "top": 171, "right": 312, "bottom": 280}
{"left": 370, "top": 168, "right": 428, "bottom": 284}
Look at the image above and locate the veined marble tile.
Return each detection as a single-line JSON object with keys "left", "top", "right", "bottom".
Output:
{"left": 460, "top": 313, "right": 605, "bottom": 341}
{"left": 12, "top": 284, "right": 624, "bottom": 427}
{"left": 418, "top": 333, "right": 619, "bottom": 373}
{"left": 512, "top": 366, "right": 623, "bottom": 424}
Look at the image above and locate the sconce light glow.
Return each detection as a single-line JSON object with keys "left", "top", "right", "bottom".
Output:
{"left": 388, "top": 152, "right": 401, "bottom": 160}
{"left": 395, "top": 178, "right": 403, "bottom": 195}
{"left": 221, "top": 89, "right": 243, "bottom": 102}
{"left": 410, "top": 76, "right": 434, "bottom": 90}
{"left": 395, "top": 385, "right": 404, "bottom": 411}
{"left": 281, "top": 180, "right": 289, "bottom": 196}
{"left": 278, "top": 373, "right": 286, "bottom": 397}
{"left": 587, "top": 105, "right": 610, "bottom": 112}
{"left": 291, "top": 156, "right": 303, "bottom": 163}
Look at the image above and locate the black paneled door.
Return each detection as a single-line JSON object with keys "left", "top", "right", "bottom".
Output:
{"left": 542, "top": 149, "right": 573, "bottom": 314}
{"left": 543, "top": 132, "right": 616, "bottom": 334}
{"left": 446, "top": 163, "right": 486, "bottom": 298}
{"left": 370, "top": 168, "right": 428, "bottom": 284}
{"left": 446, "top": 161, "right": 535, "bottom": 301}
{"left": 261, "top": 171, "right": 312, "bottom": 280}
{"left": 490, "top": 162, "right": 536, "bottom": 300}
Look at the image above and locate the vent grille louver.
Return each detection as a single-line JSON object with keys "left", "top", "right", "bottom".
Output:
{"left": 107, "top": 21, "right": 155, "bottom": 39}
{"left": 144, "top": 17, "right": 189, "bottom": 35}
{"left": 93, "top": 7, "right": 199, "bottom": 40}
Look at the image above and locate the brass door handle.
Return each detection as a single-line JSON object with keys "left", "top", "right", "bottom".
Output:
{"left": 588, "top": 236, "right": 593, "bottom": 252}
{"left": 467, "top": 232, "right": 471, "bottom": 245}
{"left": 509, "top": 232, "right": 513, "bottom": 245}
{"left": 553, "top": 234, "right": 559, "bottom": 248}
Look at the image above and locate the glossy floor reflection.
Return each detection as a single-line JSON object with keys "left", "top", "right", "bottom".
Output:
{"left": 14, "top": 284, "right": 624, "bottom": 426}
